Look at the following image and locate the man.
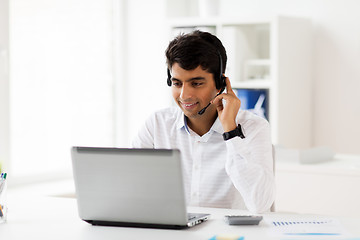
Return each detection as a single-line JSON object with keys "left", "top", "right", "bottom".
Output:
{"left": 132, "top": 30, "right": 275, "bottom": 213}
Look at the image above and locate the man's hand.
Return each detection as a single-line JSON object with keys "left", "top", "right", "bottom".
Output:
{"left": 211, "top": 77, "right": 241, "bottom": 132}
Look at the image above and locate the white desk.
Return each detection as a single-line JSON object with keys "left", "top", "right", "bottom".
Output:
{"left": 2, "top": 187, "right": 360, "bottom": 240}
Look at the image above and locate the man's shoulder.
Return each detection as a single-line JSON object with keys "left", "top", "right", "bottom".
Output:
{"left": 152, "top": 106, "right": 181, "bottom": 116}
{"left": 150, "top": 107, "right": 183, "bottom": 122}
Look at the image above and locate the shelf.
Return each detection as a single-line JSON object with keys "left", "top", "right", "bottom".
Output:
{"left": 168, "top": 16, "right": 275, "bottom": 27}
{"left": 169, "top": 18, "right": 218, "bottom": 28}
{"left": 245, "top": 59, "right": 271, "bottom": 66}
{"left": 231, "top": 80, "right": 272, "bottom": 89}
{"left": 168, "top": 16, "right": 312, "bottom": 148}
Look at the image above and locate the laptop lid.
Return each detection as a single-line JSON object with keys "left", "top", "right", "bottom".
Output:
{"left": 71, "top": 147, "right": 208, "bottom": 229}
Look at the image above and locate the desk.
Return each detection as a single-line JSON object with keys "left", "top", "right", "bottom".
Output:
{"left": 1, "top": 188, "right": 360, "bottom": 240}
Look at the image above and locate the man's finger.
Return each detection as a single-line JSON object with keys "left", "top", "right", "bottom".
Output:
{"left": 225, "top": 77, "right": 235, "bottom": 95}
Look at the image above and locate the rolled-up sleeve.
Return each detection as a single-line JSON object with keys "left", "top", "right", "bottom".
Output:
{"left": 224, "top": 119, "right": 275, "bottom": 213}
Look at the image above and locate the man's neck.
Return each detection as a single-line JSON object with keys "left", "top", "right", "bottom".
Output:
{"left": 186, "top": 111, "right": 218, "bottom": 137}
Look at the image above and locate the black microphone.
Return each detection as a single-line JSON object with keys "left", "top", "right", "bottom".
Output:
{"left": 197, "top": 89, "right": 224, "bottom": 115}
{"left": 198, "top": 102, "right": 211, "bottom": 115}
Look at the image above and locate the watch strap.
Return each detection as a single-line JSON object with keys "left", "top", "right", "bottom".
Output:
{"left": 223, "top": 124, "right": 245, "bottom": 141}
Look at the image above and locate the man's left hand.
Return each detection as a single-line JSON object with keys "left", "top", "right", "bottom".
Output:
{"left": 211, "top": 77, "right": 241, "bottom": 132}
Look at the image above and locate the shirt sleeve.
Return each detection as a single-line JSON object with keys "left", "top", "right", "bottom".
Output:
{"left": 131, "top": 113, "right": 155, "bottom": 148}
{"left": 224, "top": 117, "right": 275, "bottom": 213}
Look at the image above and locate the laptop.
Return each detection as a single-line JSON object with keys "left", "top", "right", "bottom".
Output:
{"left": 71, "top": 147, "right": 210, "bottom": 229}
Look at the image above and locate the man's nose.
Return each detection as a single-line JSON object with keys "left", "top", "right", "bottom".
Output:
{"left": 180, "top": 84, "right": 193, "bottom": 100}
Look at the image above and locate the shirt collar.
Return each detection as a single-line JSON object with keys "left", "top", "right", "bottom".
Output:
{"left": 175, "top": 112, "right": 224, "bottom": 135}
{"left": 175, "top": 112, "right": 189, "bottom": 132}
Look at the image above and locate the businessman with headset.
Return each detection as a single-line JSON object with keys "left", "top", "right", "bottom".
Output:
{"left": 132, "top": 30, "right": 275, "bottom": 213}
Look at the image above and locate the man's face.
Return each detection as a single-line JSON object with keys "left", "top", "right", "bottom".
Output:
{"left": 170, "top": 63, "right": 218, "bottom": 119}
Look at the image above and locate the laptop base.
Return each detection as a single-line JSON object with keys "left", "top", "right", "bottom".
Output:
{"left": 84, "top": 219, "right": 189, "bottom": 229}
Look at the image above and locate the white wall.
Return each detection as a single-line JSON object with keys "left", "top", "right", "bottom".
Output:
{"left": 2, "top": 0, "right": 171, "bottom": 180}
{"left": 122, "top": 0, "right": 171, "bottom": 147}
{"left": 8, "top": 0, "right": 115, "bottom": 179}
{"left": 0, "top": 0, "right": 10, "bottom": 171}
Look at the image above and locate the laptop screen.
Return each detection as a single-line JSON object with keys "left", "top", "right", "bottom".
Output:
{"left": 71, "top": 147, "right": 190, "bottom": 226}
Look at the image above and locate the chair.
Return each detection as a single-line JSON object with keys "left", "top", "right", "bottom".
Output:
{"left": 270, "top": 144, "right": 276, "bottom": 212}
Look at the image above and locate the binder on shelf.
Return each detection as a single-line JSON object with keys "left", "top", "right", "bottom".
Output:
{"left": 235, "top": 89, "right": 269, "bottom": 120}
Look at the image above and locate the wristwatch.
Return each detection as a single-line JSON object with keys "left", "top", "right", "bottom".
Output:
{"left": 223, "top": 124, "right": 245, "bottom": 141}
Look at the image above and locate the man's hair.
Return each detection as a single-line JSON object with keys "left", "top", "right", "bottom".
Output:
{"left": 165, "top": 30, "right": 227, "bottom": 89}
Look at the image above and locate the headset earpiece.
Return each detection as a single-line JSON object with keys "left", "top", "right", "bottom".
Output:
{"left": 219, "top": 75, "right": 226, "bottom": 93}
{"left": 217, "top": 51, "right": 226, "bottom": 92}
{"left": 167, "top": 68, "right": 172, "bottom": 86}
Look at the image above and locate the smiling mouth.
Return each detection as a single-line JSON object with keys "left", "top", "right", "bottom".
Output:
{"left": 180, "top": 102, "right": 198, "bottom": 109}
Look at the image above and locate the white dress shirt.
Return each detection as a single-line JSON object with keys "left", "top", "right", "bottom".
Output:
{"left": 132, "top": 107, "right": 275, "bottom": 213}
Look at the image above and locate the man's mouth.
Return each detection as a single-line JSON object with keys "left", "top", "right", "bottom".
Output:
{"left": 180, "top": 102, "right": 198, "bottom": 109}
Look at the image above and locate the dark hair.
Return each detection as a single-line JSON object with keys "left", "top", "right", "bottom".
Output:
{"left": 165, "top": 30, "right": 227, "bottom": 90}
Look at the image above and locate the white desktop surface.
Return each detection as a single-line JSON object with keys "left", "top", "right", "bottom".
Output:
{"left": 2, "top": 185, "right": 360, "bottom": 240}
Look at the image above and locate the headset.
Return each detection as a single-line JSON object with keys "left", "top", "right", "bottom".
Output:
{"left": 167, "top": 51, "right": 226, "bottom": 115}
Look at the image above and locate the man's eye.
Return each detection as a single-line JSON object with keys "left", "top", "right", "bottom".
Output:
{"left": 192, "top": 82, "right": 203, "bottom": 87}
{"left": 172, "top": 82, "right": 181, "bottom": 87}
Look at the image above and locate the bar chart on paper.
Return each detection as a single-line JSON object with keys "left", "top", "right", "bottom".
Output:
{"left": 267, "top": 218, "right": 350, "bottom": 238}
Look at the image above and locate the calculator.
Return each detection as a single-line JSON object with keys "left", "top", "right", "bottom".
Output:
{"left": 224, "top": 215, "right": 263, "bottom": 225}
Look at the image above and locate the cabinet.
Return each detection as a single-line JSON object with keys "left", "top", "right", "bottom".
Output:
{"left": 168, "top": 16, "right": 312, "bottom": 148}
{"left": 275, "top": 154, "right": 360, "bottom": 217}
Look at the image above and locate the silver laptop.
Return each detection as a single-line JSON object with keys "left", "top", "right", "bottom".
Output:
{"left": 71, "top": 147, "right": 210, "bottom": 229}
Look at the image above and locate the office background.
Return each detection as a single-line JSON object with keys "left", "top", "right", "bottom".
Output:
{"left": 0, "top": 0, "right": 359, "bottom": 183}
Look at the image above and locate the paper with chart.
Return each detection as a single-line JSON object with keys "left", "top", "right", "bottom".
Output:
{"left": 266, "top": 217, "right": 351, "bottom": 238}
